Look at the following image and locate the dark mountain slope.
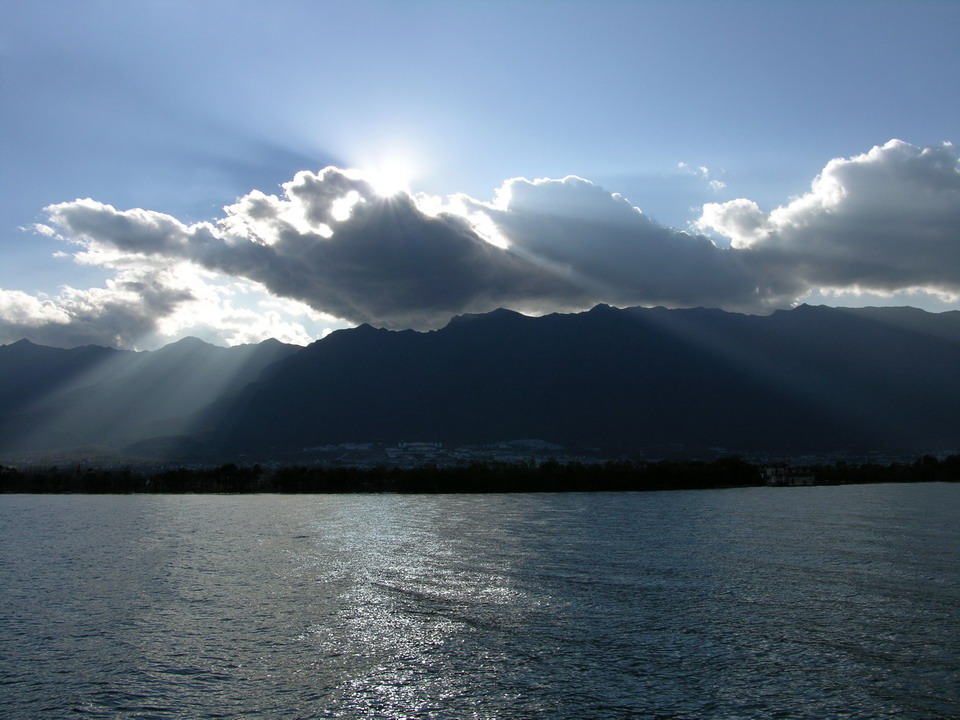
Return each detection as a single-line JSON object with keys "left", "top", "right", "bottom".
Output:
{"left": 0, "top": 339, "right": 125, "bottom": 411}
{"left": 0, "top": 337, "right": 300, "bottom": 453}
{"left": 5, "top": 304, "right": 959, "bottom": 459}
{"left": 200, "top": 304, "right": 960, "bottom": 456}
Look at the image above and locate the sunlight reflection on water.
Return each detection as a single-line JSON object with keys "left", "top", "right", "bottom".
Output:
{"left": 1, "top": 486, "right": 958, "bottom": 719}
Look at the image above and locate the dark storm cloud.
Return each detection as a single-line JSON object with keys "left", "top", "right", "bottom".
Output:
{"left": 215, "top": 192, "right": 587, "bottom": 329}
{"left": 461, "top": 175, "right": 801, "bottom": 311}
{"left": 33, "top": 140, "right": 960, "bottom": 337}
{"left": 47, "top": 169, "right": 588, "bottom": 329}
{"left": 48, "top": 168, "right": 794, "bottom": 329}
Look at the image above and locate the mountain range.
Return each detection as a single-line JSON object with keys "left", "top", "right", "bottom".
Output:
{"left": 2, "top": 304, "right": 959, "bottom": 461}
{"left": 0, "top": 336, "right": 299, "bottom": 458}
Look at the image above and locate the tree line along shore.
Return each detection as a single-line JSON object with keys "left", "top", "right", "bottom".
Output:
{"left": 2, "top": 456, "right": 960, "bottom": 494}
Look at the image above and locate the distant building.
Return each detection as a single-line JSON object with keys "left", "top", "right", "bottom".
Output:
{"left": 386, "top": 442, "right": 444, "bottom": 462}
{"left": 398, "top": 442, "right": 442, "bottom": 450}
{"left": 762, "top": 465, "right": 817, "bottom": 486}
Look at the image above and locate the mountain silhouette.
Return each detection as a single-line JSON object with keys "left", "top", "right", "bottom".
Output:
{"left": 0, "top": 337, "right": 299, "bottom": 454}
{"left": 198, "top": 304, "right": 960, "bottom": 457}
{"left": 3, "top": 304, "right": 960, "bottom": 460}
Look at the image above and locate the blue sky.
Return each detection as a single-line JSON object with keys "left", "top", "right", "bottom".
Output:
{"left": 3, "top": 0, "right": 960, "bottom": 348}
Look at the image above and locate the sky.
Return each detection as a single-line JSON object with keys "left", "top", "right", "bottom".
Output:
{"left": 3, "top": 0, "right": 960, "bottom": 349}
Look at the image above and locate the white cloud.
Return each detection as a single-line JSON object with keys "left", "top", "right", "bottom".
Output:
{"left": 697, "top": 139, "right": 960, "bottom": 295}
{"left": 31, "top": 223, "right": 56, "bottom": 237}
{"left": 149, "top": 271, "right": 332, "bottom": 347}
{"left": 0, "top": 265, "right": 193, "bottom": 349}
{"left": 696, "top": 198, "right": 770, "bottom": 248}
{"left": 0, "top": 289, "right": 71, "bottom": 327}
{"left": 0, "top": 260, "right": 325, "bottom": 349}
{"left": 678, "top": 162, "right": 726, "bottom": 190}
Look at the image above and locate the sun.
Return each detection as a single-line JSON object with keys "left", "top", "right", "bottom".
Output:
{"left": 365, "top": 159, "right": 414, "bottom": 197}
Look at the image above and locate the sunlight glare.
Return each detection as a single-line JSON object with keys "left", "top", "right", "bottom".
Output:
{"left": 468, "top": 212, "right": 511, "bottom": 249}
{"left": 366, "top": 159, "right": 414, "bottom": 198}
{"left": 331, "top": 190, "right": 363, "bottom": 222}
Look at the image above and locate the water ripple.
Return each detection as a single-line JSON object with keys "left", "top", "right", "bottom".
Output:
{"left": 1, "top": 486, "right": 958, "bottom": 718}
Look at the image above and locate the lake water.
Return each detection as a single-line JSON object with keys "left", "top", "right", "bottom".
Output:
{"left": 1, "top": 485, "right": 958, "bottom": 719}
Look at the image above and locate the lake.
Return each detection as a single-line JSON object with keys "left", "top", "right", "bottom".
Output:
{"left": 1, "top": 484, "right": 958, "bottom": 718}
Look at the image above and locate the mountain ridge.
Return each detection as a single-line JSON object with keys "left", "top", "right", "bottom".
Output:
{"left": 198, "top": 303, "right": 960, "bottom": 458}
{"left": 2, "top": 305, "right": 959, "bottom": 460}
{"left": 0, "top": 336, "right": 301, "bottom": 454}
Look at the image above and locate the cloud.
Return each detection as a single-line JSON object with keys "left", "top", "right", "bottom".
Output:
{"left": 0, "top": 289, "right": 71, "bottom": 327}
{"left": 0, "top": 266, "right": 194, "bottom": 349}
{"left": 697, "top": 198, "right": 769, "bottom": 249}
{"left": 7, "top": 139, "right": 960, "bottom": 347}
{"left": 47, "top": 167, "right": 799, "bottom": 327}
{"left": 47, "top": 168, "right": 587, "bottom": 330}
{"left": 0, "top": 261, "right": 327, "bottom": 350}
{"left": 151, "top": 275, "right": 332, "bottom": 347}
{"left": 457, "top": 175, "right": 792, "bottom": 311}
{"left": 678, "top": 162, "right": 726, "bottom": 191}
{"left": 697, "top": 139, "right": 960, "bottom": 296}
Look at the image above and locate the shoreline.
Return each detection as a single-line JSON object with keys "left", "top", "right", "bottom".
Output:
{"left": 3, "top": 456, "right": 958, "bottom": 494}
